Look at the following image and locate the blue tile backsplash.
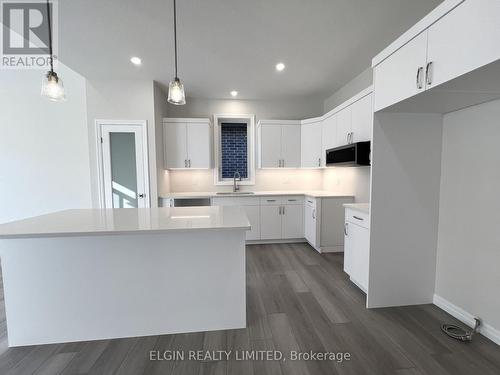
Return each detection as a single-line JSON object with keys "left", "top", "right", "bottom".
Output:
{"left": 221, "top": 123, "right": 248, "bottom": 178}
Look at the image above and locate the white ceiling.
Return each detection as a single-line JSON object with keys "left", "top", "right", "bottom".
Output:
{"left": 59, "top": 0, "right": 442, "bottom": 100}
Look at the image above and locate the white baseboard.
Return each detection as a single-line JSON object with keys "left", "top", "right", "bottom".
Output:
{"left": 433, "top": 294, "right": 500, "bottom": 346}
{"left": 246, "top": 238, "right": 306, "bottom": 245}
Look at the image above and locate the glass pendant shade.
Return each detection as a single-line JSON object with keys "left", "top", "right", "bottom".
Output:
{"left": 167, "top": 78, "right": 186, "bottom": 105}
{"left": 41, "top": 71, "right": 66, "bottom": 102}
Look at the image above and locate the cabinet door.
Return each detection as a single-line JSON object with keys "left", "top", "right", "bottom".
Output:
{"left": 281, "top": 125, "right": 301, "bottom": 168}
{"left": 187, "top": 122, "right": 211, "bottom": 168}
{"left": 260, "top": 205, "right": 282, "bottom": 239}
{"left": 343, "top": 222, "right": 353, "bottom": 275}
{"left": 322, "top": 113, "right": 337, "bottom": 154}
{"left": 349, "top": 222, "right": 370, "bottom": 292}
{"left": 260, "top": 125, "right": 282, "bottom": 168}
{"left": 427, "top": 0, "right": 500, "bottom": 89}
{"left": 336, "top": 107, "right": 352, "bottom": 146}
{"left": 164, "top": 122, "right": 187, "bottom": 168}
{"left": 300, "top": 122, "right": 322, "bottom": 168}
{"left": 243, "top": 205, "right": 261, "bottom": 240}
{"left": 304, "top": 204, "right": 317, "bottom": 246}
{"left": 351, "top": 93, "right": 373, "bottom": 143}
{"left": 282, "top": 204, "right": 304, "bottom": 239}
{"left": 373, "top": 31, "right": 428, "bottom": 112}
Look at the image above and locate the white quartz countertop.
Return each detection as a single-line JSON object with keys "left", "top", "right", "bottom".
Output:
{"left": 343, "top": 203, "right": 370, "bottom": 214}
{"left": 161, "top": 190, "right": 354, "bottom": 199}
{"left": 0, "top": 207, "right": 251, "bottom": 239}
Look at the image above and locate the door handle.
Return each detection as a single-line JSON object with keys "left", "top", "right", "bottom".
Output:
{"left": 344, "top": 223, "right": 348, "bottom": 236}
{"left": 416, "top": 67, "right": 424, "bottom": 89}
{"left": 138, "top": 193, "right": 146, "bottom": 198}
{"left": 426, "top": 61, "right": 433, "bottom": 86}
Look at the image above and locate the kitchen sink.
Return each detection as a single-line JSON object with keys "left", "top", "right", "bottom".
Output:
{"left": 216, "top": 192, "right": 255, "bottom": 195}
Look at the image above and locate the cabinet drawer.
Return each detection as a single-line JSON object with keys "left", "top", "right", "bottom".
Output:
{"left": 345, "top": 208, "right": 369, "bottom": 229}
{"left": 282, "top": 196, "right": 304, "bottom": 205}
{"left": 304, "top": 196, "right": 317, "bottom": 209}
{"left": 260, "top": 197, "right": 283, "bottom": 205}
{"left": 212, "top": 197, "right": 260, "bottom": 206}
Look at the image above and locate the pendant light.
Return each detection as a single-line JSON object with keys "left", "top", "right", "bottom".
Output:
{"left": 167, "top": 0, "right": 186, "bottom": 105}
{"left": 41, "top": 0, "right": 65, "bottom": 101}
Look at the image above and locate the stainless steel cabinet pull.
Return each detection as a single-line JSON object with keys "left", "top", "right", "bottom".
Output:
{"left": 288, "top": 199, "right": 296, "bottom": 202}
{"left": 346, "top": 133, "right": 349, "bottom": 143}
{"left": 344, "top": 223, "right": 348, "bottom": 235}
{"left": 267, "top": 199, "right": 276, "bottom": 202}
{"left": 353, "top": 216, "right": 364, "bottom": 221}
{"left": 426, "top": 61, "right": 433, "bottom": 86}
{"left": 312, "top": 209, "right": 316, "bottom": 219}
{"left": 282, "top": 206, "right": 285, "bottom": 215}
{"left": 318, "top": 158, "right": 321, "bottom": 166}
{"left": 184, "top": 159, "right": 187, "bottom": 167}
{"left": 416, "top": 67, "right": 424, "bottom": 89}
{"left": 188, "top": 159, "right": 191, "bottom": 168}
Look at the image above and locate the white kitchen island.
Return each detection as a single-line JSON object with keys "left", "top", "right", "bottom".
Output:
{"left": 0, "top": 206, "right": 250, "bottom": 347}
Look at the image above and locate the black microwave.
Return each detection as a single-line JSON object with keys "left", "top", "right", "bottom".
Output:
{"left": 325, "top": 141, "right": 371, "bottom": 166}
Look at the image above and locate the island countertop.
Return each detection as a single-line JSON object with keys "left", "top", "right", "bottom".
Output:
{"left": 0, "top": 206, "right": 251, "bottom": 239}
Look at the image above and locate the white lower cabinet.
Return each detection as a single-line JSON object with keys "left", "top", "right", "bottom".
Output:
{"left": 304, "top": 198, "right": 318, "bottom": 247}
{"left": 260, "top": 205, "right": 282, "bottom": 240}
{"left": 344, "top": 208, "right": 370, "bottom": 292}
{"left": 282, "top": 204, "right": 304, "bottom": 239}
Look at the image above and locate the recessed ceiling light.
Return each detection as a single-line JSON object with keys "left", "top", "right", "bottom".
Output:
{"left": 230, "top": 90, "right": 238, "bottom": 97}
{"left": 275, "top": 62, "right": 285, "bottom": 71}
{"left": 130, "top": 56, "right": 142, "bottom": 66}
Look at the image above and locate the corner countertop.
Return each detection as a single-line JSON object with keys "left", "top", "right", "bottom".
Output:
{"left": 0, "top": 207, "right": 251, "bottom": 239}
{"left": 160, "top": 190, "right": 355, "bottom": 199}
{"left": 343, "top": 203, "right": 370, "bottom": 214}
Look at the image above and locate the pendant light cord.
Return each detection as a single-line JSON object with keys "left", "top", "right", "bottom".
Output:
{"left": 173, "top": 0, "right": 178, "bottom": 79}
{"left": 46, "top": 0, "right": 54, "bottom": 73}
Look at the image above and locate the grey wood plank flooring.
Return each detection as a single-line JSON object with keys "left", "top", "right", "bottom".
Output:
{"left": 0, "top": 243, "right": 498, "bottom": 375}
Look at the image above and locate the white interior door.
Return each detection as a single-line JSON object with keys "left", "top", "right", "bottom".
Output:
{"left": 100, "top": 123, "right": 150, "bottom": 208}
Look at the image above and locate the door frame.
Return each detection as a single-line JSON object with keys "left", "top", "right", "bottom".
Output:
{"left": 95, "top": 119, "right": 150, "bottom": 208}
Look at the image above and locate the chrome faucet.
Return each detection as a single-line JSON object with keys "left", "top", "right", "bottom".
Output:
{"left": 233, "top": 171, "right": 241, "bottom": 192}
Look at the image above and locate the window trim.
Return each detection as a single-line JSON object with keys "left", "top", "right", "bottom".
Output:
{"left": 213, "top": 113, "right": 256, "bottom": 186}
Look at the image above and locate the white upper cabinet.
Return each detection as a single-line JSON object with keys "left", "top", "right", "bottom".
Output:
{"left": 426, "top": 0, "right": 500, "bottom": 89}
{"left": 281, "top": 125, "right": 301, "bottom": 168}
{"left": 258, "top": 124, "right": 281, "bottom": 168}
{"left": 163, "top": 118, "right": 211, "bottom": 169}
{"left": 258, "top": 121, "right": 301, "bottom": 168}
{"left": 373, "top": 31, "right": 428, "bottom": 112}
{"left": 373, "top": 0, "right": 500, "bottom": 112}
{"left": 301, "top": 119, "right": 323, "bottom": 168}
{"left": 335, "top": 106, "right": 352, "bottom": 147}
{"left": 351, "top": 93, "right": 373, "bottom": 143}
{"left": 321, "top": 113, "right": 337, "bottom": 153}
{"left": 164, "top": 121, "right": 188, "bottom": 169}
{"left": 186, "top": 122, "right": 211, "bottom": 169}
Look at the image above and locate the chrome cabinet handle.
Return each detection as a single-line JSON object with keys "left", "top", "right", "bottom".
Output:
{"left": 350, "top": 132, "right": 354, "bottom": 144}
{"left": 318, "top": 158, "right": 321, "bottom": 167}
{"left": 353, "top": 215, "right": 364, "bottom": 221}
{"left": 416, "top": 67, "right": 424, "bottom": 89}
{"left": 426, "top": 61, "right": 433, "bottom": 86}
{"left": 282, "top": 206, "right": 285, "bottom": 215}
{"left": 344, "top": 222, "right": 348, "bottom": 236}
{"left": 184, "top": 159, "right": 187, "bottom": 167}
{"left": 267, "top": 199, "right": 276, "bottom": 202}
{"left": 188, "top": 159, "right": 191, "bottom": 168}
{"left": 138, "top": 193, "right": 146, "bottom": 198}
{"left": 312, "top": 209, "right": 316, "bottom": 219}
{"left": 282, "top": 159, "right": 285, "bottom": 168}
{"left": 346, "top": 133, "right": 349, "bottom": 143}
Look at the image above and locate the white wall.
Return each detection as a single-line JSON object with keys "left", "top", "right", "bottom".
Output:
{"left": 368, "top": 113, "right": 443, "bottom": 308}
{"left": 435, "top": 98, "right": 500, "bottom": 332}
{"left": 165, "top": 96, "right": 324, "bottom": 121}
{"left": 324, "top": 68, "right": 373, "bottom": 112}
{"left": 168, "top": 169, "right": 324, "bottom": 193}
{"left": 0, "top": 64, "right": 92, "bottom": 223}
{"left": 86, "top": 80, "right": 158, "bottom": 207}
{"left": 153, "top": 82, "right": 170, "bottom": 198}
{"left": 322, "top": 167, "right": 370, "bottom": 203}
